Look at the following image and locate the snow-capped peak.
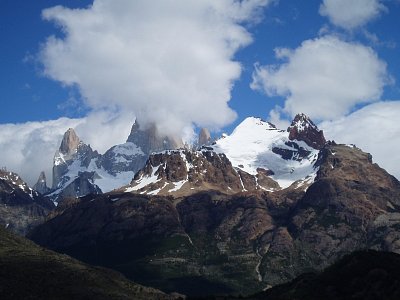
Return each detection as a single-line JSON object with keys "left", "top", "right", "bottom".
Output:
{"left": 287, "top": 113, "right": 326, "bottom": 149}
{"left": 288, "top": 113, "right": 316, "bottom": 133}
{"left": 0, "top": 170, "right": 40, "bottom": 199}
{"left": 212, "top": 116, "right": 319, "bottom": 189}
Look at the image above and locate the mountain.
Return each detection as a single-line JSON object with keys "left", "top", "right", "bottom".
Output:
{"left": 211, "top": 116, "right": 321, "bottom": 189}
{"left": 126, "top": 121, "right": 184, "bottom": 154}
{"left": 0, "top": 225, "right": 181, "bottom": 300}
{"left": 48, "top": 115, "right": 323, "bottom": 202}
{"left": 287, "top": 113, "right": 326, "bottom": 149}
{"left": 48, "top": 121, "right": 183, "bottom": 203}
{"left": 28, "top": 114, "right": 400, "bottom": 297}
{"left": 124, "top": 116, "right": 323, "bottom": 196}
{"left": 32, "top": 171, "right": 50, "bottom": 194}
{"left": 0, "top": 169, "right": 54, "bottom": 235}
{"left": 123, "top": 148, "right": 279, "bottom": 197}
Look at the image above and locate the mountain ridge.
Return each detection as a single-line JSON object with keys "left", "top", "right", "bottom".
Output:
{"left": 28, "top": 140, "right": 400, "bottom": 296}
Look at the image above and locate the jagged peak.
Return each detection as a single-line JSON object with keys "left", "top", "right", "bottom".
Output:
{"left": 33, "top": 171, "right": 50, "bottom": 195}
{"left": 198, "top": 128, "right": 211, "bottom": 146}
{"left": 126, "top": 120, "right": 183, "bottom": 154}
{"left": 59, "top": 128, "right": 80, "bottom": 155}
{"left": 288, "top": 113, "right": 318, "bottom": 132}
{"left": 37, "top": 171, "right": 46, "bottom": 183}
{"left": 287, "top": 113, "right": 326, "bottom": 150}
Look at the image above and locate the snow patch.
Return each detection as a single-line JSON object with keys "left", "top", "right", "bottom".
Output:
{"left": 125, "top": 165, "right": 161, "bottom": 192}
{"left": 169, "top": 180, "right": 187, "bottom": 192}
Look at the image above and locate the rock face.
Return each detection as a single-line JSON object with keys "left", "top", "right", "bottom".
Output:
{"left": 29, "top": 143, "right": 400, "bottom": 296}
{"left": 198, "top": 128, "right": 211, "bottom": 146}
{"left": 287, "top": 113, "right": 326, "bottom": 149}
{"left": 0, "top": 170, "right": 54, "bottom": 235}
{"left": 59, "top": 128, "right": 80, "bottom": 155}
{"left": 0, "top": 226, "right": 179, "bottom": 300}
{"left": 124, "top": 148, "right": 280, "bottom": 197}
{"left": 33, "top": 171, "right": 50, "bottom": 195}
{"left": 127, "top": 121, "right": 184, "bottom": 154}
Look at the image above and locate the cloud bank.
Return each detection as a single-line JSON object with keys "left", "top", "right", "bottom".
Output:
{"left": 251, "top": 35, "right": 389, "bottom": 121}
{"left": 321, "top": 101, "right": 400, "bottom": 180}
{"left": 40, "top": 0, "right": 272, "bottom": 136}
{"left": 0, "top": 111, "right": 134, "bottom": 186}
{"left": 319, "top": 0, "right": 386, "bottom": 30}
{"left": 0, "top": 118, "right": 81, "bottom": 186}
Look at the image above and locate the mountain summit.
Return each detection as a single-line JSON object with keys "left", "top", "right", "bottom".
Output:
{"left": 287, "top": 113, "right": 326, "bottom": 149}
{"left": 59, "top": 128, "right": 80, "bottom": 155}
{"left": 212, "top": 116, "right": 320, "bottom": 189}
{"left": 33, "top": 171, "right": 50, "bottom": 195}
{"left": 127, "top": 121, "right": 183, "bottom": 154}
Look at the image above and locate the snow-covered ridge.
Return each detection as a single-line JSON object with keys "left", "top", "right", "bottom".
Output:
{"left": 51, "top": 144, "right": 139, "bottom": 197}
{"left": 0, "top": 171, "right": 39, "bottom": 199}
{"left": 49, "top": 115, "right": 324, "bottom": 201}
{"left": 212, "top": 117, "right": 320, "bottom": 189}
{"left": 124, "top": 148, "right": 248, "bottom": 196}
{"left": 290, "top": 113, "right": 317, "bottom": 133}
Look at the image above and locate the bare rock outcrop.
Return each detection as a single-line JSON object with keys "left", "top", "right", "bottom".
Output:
{"left": 33, "top": 171, "right": 50, "bottom": 195}
{"left": 287, "top": 113, "right": 326, "bottom": 149}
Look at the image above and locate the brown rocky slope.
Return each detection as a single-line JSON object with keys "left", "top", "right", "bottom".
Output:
{"left": 28, "top": 143, "right": 400, "bottom": 296}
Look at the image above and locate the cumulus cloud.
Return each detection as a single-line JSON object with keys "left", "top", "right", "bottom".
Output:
{"left": 319, "top": 0, "right": 387, "bottom": 30}
{"left": 39, "top": 0, "right": 272, "bottom": 137}
{"left": 0, "top": 111, "right": 134, "bottom": 186}
{"left": 251, "top": 35, "right": 390, "bottom": 121}
{"left": 320, "top": 101, "right": 400, "bottom": 180}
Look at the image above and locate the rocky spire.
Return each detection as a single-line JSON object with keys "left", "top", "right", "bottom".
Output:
{"left": 52, "top": 128, "right": 98, "bottom": 190}
{"left": 33, "top": 171, "right": 50, "bottom": 195}
{"left": 287, "top": 113, "right": 326, "bottom": 149}
{"left": 126, "top": 120, "right": 183, "bottom": 154}
{"left": 59, "top": 128, "right": 80, "bottom": 155}
{"left": 198, "top": 128, "right": 211, "bottom": 146}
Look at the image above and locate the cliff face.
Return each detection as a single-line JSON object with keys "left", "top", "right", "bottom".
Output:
{"left": 126, "top": 121, "right": 184, "bottom": 154}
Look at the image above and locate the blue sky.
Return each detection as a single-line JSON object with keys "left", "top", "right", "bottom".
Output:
{"left": 1, "top": 0, "right": 400, "bottom": 184}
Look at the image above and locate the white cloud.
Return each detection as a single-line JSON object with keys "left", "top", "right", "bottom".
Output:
{"left": 1, "top": 0, "right": 274, "bottom": 187}
{"left": 251, "top": 35, "right": 389, "bottom": 121}
{"left": 39, "top": 0, "right": 272, "bottom": 137}
{"left": 268, "top": 106, "right": 290, "bottom": 129}
{"left": 0, "top": 118, "right": 81, "bottom": 186}
{"left": 319, "top": 0, "right": 386, "bottom": 30}
{"left": 320, "top": 101, "right": 400, "bottom": 180}
{"left": 0, "top": 111, "right": 134, "bottom": 186}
